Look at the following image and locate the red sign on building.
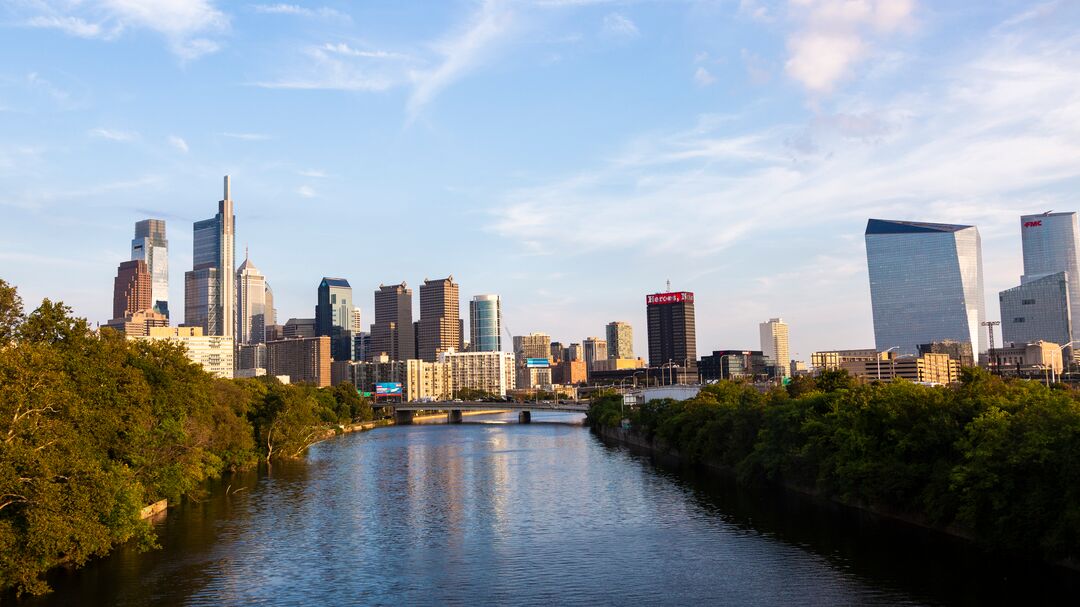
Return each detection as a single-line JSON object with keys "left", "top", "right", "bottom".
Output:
{"left": 1023, "top": 220, "right": 1043, "bottom": 227}
{"left": 646, "top": 292, "right": 694, "bottom": 305}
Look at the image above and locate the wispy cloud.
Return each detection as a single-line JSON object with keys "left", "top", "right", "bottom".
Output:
{"left": 251, "top": 3, "right": 349, "bottom": 20}
{"left": 298, "top": 169, "right": 327, "bottom": 178}
{"left": 694, "top": 66, "right": 715, "bottom": 87}
{"left": 222, "top": 132, "right": 273, "bottom": 141}
{"left": 407, "top": 0, "right": 516, "bottom": 120}
{"left": 297, "top": 185, "right": 317, "bottom": 198}
{"left": 16, "top": 0, "right": 229, "bottom": 61}
{"left": 167, "top": 135, "right": 189, "bottom": 153}
{"left": 88, "top": 127, "right": 138, "bottom": 142}
{"left": 250, "top": 42, "right": 410, "bottom": 91}
{"left": 785, "top": 0, "right": 916, "bottom": 93}
{"left": 601, "top": 12, "right": 639, "bottom": 38}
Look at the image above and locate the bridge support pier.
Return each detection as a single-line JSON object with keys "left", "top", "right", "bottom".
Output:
{"left": 518, "top": 411, "right": 531, "bottom": 424}
{"left": 448, "top": 409, "right": 463, "bottom": 424}
{"left": 394, "top": 409, "right": 415, "bottom": 425}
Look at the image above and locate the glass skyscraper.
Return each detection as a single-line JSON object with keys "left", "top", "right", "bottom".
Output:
{"left": 184, "top": 176, "right": 236, "bottom": 338}
{"left": 131, "top": 219, "right": 169, "bottom": 319}
{"left": 236, "top": 255, "right": 267, "bottom": 345}
{"left": 469, "top": 294, "right": 502, "bottom": 352}
{"left": 316, "top": 277, "right": 354, "bottom": 361}
{"left": 999, "top": 271, "right": 1071, "bottom": 348}
{"left": 1020, "top": 212, "right": 1080, "bottom": 343}
{"left": 865, "top": 219, "right": 986, "bottom": 357}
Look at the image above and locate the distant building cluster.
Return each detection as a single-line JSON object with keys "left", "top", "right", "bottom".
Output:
{"left": 105, "top": 177, "right": 1080, "bottom": 392}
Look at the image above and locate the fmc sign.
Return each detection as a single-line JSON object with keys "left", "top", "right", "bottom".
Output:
{"left": 646, "top": 292, "right": 694, "bottom": 305}
{"left": 1024, "top": 220, "right": 1043, "bottom": 228}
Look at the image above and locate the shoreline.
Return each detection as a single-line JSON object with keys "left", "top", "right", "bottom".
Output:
{"left": 593, "top": 424, "right": 1080, "bottom": 574}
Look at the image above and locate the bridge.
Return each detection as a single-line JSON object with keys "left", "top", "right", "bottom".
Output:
{"left": 386, "top": 401, "right": 590, "bottom": 424}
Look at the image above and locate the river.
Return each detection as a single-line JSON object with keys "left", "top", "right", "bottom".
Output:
{"left": 26, "top": 412, "right": 1080, "bottom": 606}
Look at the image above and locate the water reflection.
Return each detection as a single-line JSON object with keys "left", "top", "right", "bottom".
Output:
{"left": 23, "top": 412, "right": 1080, "bottom": 606}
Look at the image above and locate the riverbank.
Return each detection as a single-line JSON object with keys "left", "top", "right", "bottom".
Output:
{"left": 594, "top": 422, "right": 1080, "bottom": 573}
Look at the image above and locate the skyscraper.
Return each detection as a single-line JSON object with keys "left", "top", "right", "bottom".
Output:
{"left": 371, "top": 283, "right": 415, "bottom": 361}
{"left": 236, "top": 254, "right": 266, "bottom": 345}
{"left": 1000, "top": 272, "right": 1072, "bottom": 349}
{"left": 264, "top": 282, "right": 277, "bottom": 327}
{"left": 184, "top": 176, "right": 236, "bottom": 338}
{"left": 1018, "top": 212, "right": 1080, "bottom": 349}
{"left": 513, "top": 332, "right": 552, "bottom": 364}
{"left": 131, "top": 219, "right": 169, "bottom": 319}
{"left": 351, "top": 307, "right": 363, "bottom": 334}
{"left": 865, "top": 219, "right": 986, "bottom": 356}
{"left": 316, "top": 277, "right": 354, "bottom": 362}
{"left": 605, "top": 321, "right": 634, "bottom": 359}
{"left": 113, "top": 259, "right": 151, "bottom": 320}
{"left": 469, "top": 294, "right": 502, "bottom": 352}
{"left": 646, "top": 291, "right": 697, "bottom": 371}
{"left": 583, "top": 337, "right": 608, "bottom": 370}
{"left": 759, "top": 318, "right": 790, "bottom": 378}
{"left": 419, "top": 276, "right": 460, "bottom": 362}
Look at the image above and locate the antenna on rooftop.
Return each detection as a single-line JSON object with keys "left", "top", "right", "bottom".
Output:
{"left": 666, "top": 279, "right": 671, "bottom": 291}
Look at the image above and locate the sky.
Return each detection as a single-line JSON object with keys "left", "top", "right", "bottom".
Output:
{"left": 3, "top": 0, "right": 1080, "bottom": 360}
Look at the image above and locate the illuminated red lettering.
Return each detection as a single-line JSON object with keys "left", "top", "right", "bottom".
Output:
{"left": 1024, "top": 220, "right": 1043, "bottom": 227}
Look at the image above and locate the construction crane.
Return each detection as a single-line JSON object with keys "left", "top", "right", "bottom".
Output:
{"left": 982, "top": 320, "right": 1001, "bottom": 374}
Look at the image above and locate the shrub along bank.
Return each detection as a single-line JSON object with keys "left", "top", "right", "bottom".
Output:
{"left": 587, "top": 369, "right": 1080, "bottom": 565}
{"left": 0, "top": 279, "right": 372, "bottom": 596}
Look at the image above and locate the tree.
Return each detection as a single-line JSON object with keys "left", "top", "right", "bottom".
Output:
{"left": 0, "top": 278, "right": 23, "bottom": 345}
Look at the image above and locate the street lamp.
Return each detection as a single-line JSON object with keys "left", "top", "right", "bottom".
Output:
{"left": 877, "top": 346, "right": 899, "bottom": 381}
{"left": 1051, "top": 341, "right": 1079, "bottom": 383}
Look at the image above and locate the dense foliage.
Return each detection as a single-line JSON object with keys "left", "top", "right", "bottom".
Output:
{"left": 588, "top": 370, "right": 1080, "bottom": 563}
{"left": 0, "top": 279, "right": 372, "bottom": 596}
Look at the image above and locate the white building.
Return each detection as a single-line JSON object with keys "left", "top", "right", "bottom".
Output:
{"left": 135, "top": 326, "right": 234, "bottom": 379}
{"left": 406, "top": 359, "right": 452, "bottom": 401}
{"left": 759, "top": 317, "right": 790, "bottom": 378}
{"left": 439, "top": 351, "right": 516, "bottom": 397}
{"left": 236, "top": 254, "right": 266, "bottom": 344}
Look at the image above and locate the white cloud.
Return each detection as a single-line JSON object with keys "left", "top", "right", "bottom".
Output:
{"left": 298, "top": 169, "right": 327, "bottom": 178}
{"left": 251, "top": 3, "right": 349, "bottom": 20}
{"left": 167, "top": 135, "right": 189, "bottom": 153}
{"left": 694, "top": 66, "right": 716, "bottom": 86}
{"left": 407, "top": 0, "right": 515, "bottom": 119}
{"left": 222, "top": 132, "right": 273, "bottom": 141}
{"left": 321, "top": 43, "right": 406, "bottom": 59}
{"left": 251, "top": 42, "right": 410, "bottom": 91}
{"left": 297, "top": 185, "right": 317, "bottom": 198}
{"left": 602, "top": 13, "right": 639, "bottom": 38}
{"left": 88, "top": 128, "right": 138, "bottom": 142}
{"left": 784, "top": 0, "right": 916, "bottom": 93}
{"left": 17, "top": 1, "right": 229, "bottom": 60}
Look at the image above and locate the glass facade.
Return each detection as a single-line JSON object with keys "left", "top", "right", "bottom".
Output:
{"left": 131, "top": 219, "right": 169, "bottom": 319}
{"left": 236, "top": 259, "right": 267, "bottom": 345}
{"left": 317, "top": 278, "right": 354, "bottom": 361}
{"left": 1000, "top": 271, "right": 1071, "bottom": 348}
{"left": 469, "top": 294, "right": 501, "bottom": 352}
{"left": 184, "top": 177, "right": 235, "bottom": 339}
{"left": 1020, "top": 212, "right": 1080, "bottom": 345}
{"left": 865, "top": 219, "right": 986, "bottom": 357}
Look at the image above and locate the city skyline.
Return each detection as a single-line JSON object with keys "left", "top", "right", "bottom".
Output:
{"left": 4, "top": 1, "right": 1080, "bottom": 360}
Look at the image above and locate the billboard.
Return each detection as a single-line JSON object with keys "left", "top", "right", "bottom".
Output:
{"left": 526, "top": 358, "right": 550, "bottom": 368}
{"left": 646, "top": 292, "right": 694, "bottom": 305}
{"left": 375, "top": 382, "right": 403, "bottom": 395}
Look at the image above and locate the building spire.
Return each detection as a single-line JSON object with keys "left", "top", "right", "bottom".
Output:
{"left": 224, "top": 175, "right": 231, "bottom": 200}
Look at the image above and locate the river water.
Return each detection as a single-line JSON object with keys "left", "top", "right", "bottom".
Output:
{"left": 27, "top": 412, "right": 1080, "bottom": 606}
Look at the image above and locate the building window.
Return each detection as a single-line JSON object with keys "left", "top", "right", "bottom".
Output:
{"left": 1022, "top": 299, "right": 1036, "bottom": 305}
{"left": 1014, "top": 318, "right": 1025, "bottom": 323}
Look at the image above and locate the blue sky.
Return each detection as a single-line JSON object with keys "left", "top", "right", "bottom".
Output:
{"left": 3, "top": 0, "right": 1080, "bottom": 359}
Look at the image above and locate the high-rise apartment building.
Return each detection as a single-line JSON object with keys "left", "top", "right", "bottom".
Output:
{"left": 267, "top": 336, "right": 331, "bottom": 387}
{"left": 351, "top": 307, "right": 363, "bottom": 333}
{"left": 646, "top": 291, "right": 697, "bottom": 370}
{"left": 316, "top": 277, "right": 354, "bottom": 361}
{"left": 184, "top": 176, "right": 236, "bottom": 338}
{"left": 131, "top": 219, "right": 169, "bottom": 319}
{"left": 469, "top": 294, "right": 501, "bottom": 352}
{"left": 113, "top": 259, "right": 151, "bottom": 320}
{"left": 865, "top": 219, "right": 986, "bottom": 356}
{"left": 236, "top": 255, "right": 266, "bottom": 344}
{"left": 605, "top": 321, "right": 634, "bottom": 359}
{"left": 513, "top": 332, "right": 552, "bottom": 364}
{"left": 370, "top": 283, "right": 415, "bottom": 361}
{"left": 567, "top": 343, "right": 584, "bottom": 362}
{"left": 583, "top": 337, "right": 608, "bottom": 371}
{"left": 419, "top": 276, "right": 460, "bottom": 361}
{"left": 439, "top": 351, "right": 517, "bottom": 397}
{"left": 136, "top": 327, "right": 234, "bottom": 379}
{"left": 759, "top": 318, "right": 790, "bottom": 378}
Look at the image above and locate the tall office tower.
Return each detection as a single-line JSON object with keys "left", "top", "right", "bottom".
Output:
{"left": 371, "top": 283, "right": 415, "bottom": 361}
{"left": 865, "top": 219, "right": 986, "bottom": 356}
{"left": 567, "top": 343, "right": 584, "bottom": 362}
{"left": 236, "top": 254, "right": 266, "bottom": 344}
{"left": 759, "top": 317, "right": 791, "bottom": 378}
{"left": 513, "top": 332, "right": 552, "bottom": 364}
{"left": 583, "top": 337, "right": 608, "bottom": 370}
{"left": 316, "top": 277, "right": 354, "bottom": 361}
{"left": 131, "top": 219, "right": 169, "bottom": 319}
{"left": 605, "top": 321, "right": 634, "bottom": 359}
{"left": 646, "top": 291, "right": 697, "bottom": 369}
{"left": 418, "top": 276, "right": 460, "bottom": 362}
{"left": 1018, "top": 212, "right": 1080, "bottom": 346}
{"left": 184, "top": 176, "right": 236, "bottom": 337}
{"left": 351, "top": 307, "right": 363, "bottom": 333}
{"left": 469, "top": 294, "right": 502, "bottom": 352}
{"left": 113, "top": 259, "right": 151, "bottom": 319}
{"left": 1000, "top": 272, "right": 1072, "bottom": 348}
{"left": 264, "top": 282, "right": 277, "bottom": 326}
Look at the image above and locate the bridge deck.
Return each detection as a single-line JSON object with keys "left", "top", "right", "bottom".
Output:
{"left": 389, "top": 401, "right": 589, "bottom": 413}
